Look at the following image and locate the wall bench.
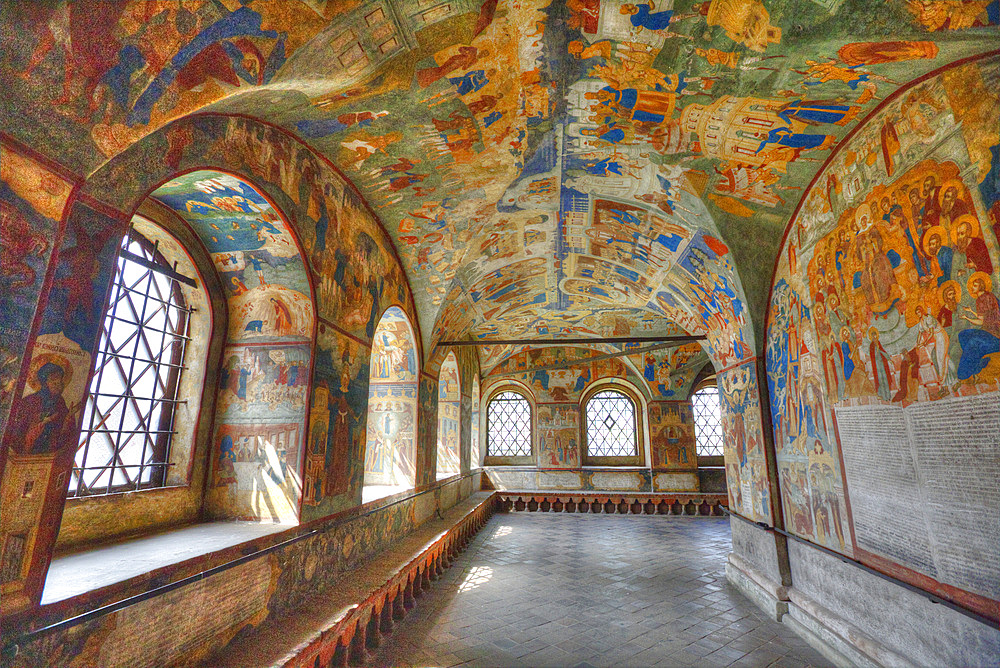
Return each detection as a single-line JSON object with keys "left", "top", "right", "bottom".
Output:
{"left": 208, "top": 492, "right": 500, "bottom": 668}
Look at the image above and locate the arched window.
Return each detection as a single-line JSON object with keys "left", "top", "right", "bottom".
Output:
{"left": 692, "top": 385, "right": 724, "bottom": 457}
{"left": 584, "top": 389, "right": 638, "bottom": 459}
{"left": 469, "top": 375, "right": 481, "bottom": 468}
{"left": 485, "top": 391, "right": 531, "bottom": 458}
{"left": 436, "top": 352, "right": 461, "bottom": 479}
{"left": 70, "top": 225, "right": 195, "bottom": 496}
{"left": 364, "top": 306, "right": 418, "bottom": 501}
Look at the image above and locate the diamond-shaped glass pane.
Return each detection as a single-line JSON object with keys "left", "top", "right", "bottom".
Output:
{"left": 692, "top": 386, "right": 724, "bottom": 456}
{"left": 73, "top": 227, "right": 192, "bottom": 497}
{"left": 585, "top": 390, "right": 637, "bottom": 457}
{"left": 486, "top": 392, "right": 531, "bottom": 457}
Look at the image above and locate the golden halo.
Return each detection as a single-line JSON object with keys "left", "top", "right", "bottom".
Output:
{"left": 938, "top": 179, "right": 964, "bottom": 207}
{"left": 968, "top": 272, "right": 992, "bottom": 295}
{"left": 922, "top": 225, "right": 947, "bottom": 255}
{"left": 938, "top": 279, "right": 960, "bottom": 301}
{"left": 26, "top": 353, "right": 72, "bottom": 391}
{"left": 950, "top": 214, "right": 979, "bottom": 243}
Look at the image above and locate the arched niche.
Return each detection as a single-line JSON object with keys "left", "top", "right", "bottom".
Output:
{"left": 364, "top": 306, "right": 418, "bottom": 501}
{"left": 149, "top": 170, "right": 316, "bottom": 523}
{"left": 436, "top": 352, "right": 461, "bottom": 479}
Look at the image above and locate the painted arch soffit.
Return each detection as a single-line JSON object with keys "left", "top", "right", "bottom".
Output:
{"left": 4, "top": 1, "right": 999, "bottom": 367}
{"left": 149, "top": 170, "right": 315, "bottom": 344}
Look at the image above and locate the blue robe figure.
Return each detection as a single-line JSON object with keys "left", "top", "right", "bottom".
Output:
{"left": 625, "top": 2, "right": 674, "bottom": 30}
{"left": 238, "top": 367, "right": 251, "bottom": 400}
{"left": 598, "top": 124, "right": 626, "bottom": 144}
{"left": 777, "top": 100, "right": 857, "bottom": 126}
{"left": 957, "top": 329, "right": 1000, "bottom": 380}
{"left": 129, "top": 6, "right": 282, "bottom": 125}
{"left": 449, "top": 70, "right": 488, "bottom": 96}
{"left": 585, "top": 157, "right": 624, "bottom": 176}
{"left": 840, "top": 340, "right": 855, "bottom": 381}
{"left": 936, "top": 246, "right": 953, "bottom": 286}
{"left": 755, "top": 127, "right": 832, "bottom": 154}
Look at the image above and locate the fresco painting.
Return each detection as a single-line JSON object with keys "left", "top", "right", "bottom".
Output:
{"left": 302, "top": 325, "right": 371, "bottom": 519}
{"left": 0, "top": 201, "right": 122, "bottom": 609}
{"left": 154, "top": 170, "right": 317, "bottom": 521}
{"left": 151, "top": 170, "right": 313, "bottom": 343}
{"left": 470, "top": 374, "right": 482, "bottom": 467}
{"left": 0, "top": 141, "right": 73, "bottom": 439}
{"left": 3, "top": 2, "right": 996, "bottom": 375}
{"left": 216, "top": 344, "right": 310, "bottom": 419}
{"left": 718, "top": 360, "right": 771, "bottom": 524}
{"left": 486, "top": 344, "right": 701, "bottom": 473}
{"left": 766, "top": 55, "right": 1000, "bottom": 556}
{"left": 365, "top": 307, "right": 419, "bottom": 488}
{"left": 212, "top": 421, "right": 302, "bottom": 522}
{"left": 436, "top": 353, "right": 461, "bottom": 477}
{"left": 538, "top": 404, "right": 582, "bottom": 468}
{"left": 648, "top": 401, "right": 696, "bottom": 469}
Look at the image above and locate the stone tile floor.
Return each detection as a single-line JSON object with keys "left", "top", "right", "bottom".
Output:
{"left": 370, "top": 513, "right": 833, "bottom": 668}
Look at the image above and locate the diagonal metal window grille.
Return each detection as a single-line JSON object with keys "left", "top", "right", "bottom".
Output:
{"left": 70, "top": 228, "right": 193, "bottom": 497}
{"left": 486, "top": 391, "right": 531, "bottom": 457}
{"left": 692, "top": 386, "right": 724, "bottom": 457}
{"left": 585, "top": 390, "right": 637, "bottom": 457}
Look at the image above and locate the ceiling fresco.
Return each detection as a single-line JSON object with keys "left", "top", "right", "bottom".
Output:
{"left": 3, "top": 0, "right": 999, "bottom": 369}
{"left": 150, "top": 170, "right": 314, "bottom": 343}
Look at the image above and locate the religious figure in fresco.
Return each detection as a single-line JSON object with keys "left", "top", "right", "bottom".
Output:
{"left": 620, "top": 3, "right": 698, "bottom": 31}
{"left": 10, "top": 359, "right": 81, "bottom": 455}
{"left": 905, "top": 0, "right": 1000, "bottom": 31}
{"left": 956, "top": 272, "right": 1000, "bottom": 379}
{"left": 417, "top": 46, "right": 485, "bottom": 88}
{"left": 586, "top": 86, "right": 676, "bottom": 124}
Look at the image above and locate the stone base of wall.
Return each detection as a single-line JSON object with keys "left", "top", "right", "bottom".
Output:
{"left": 726, "top": 525, "right": 1000, "bottom": 668}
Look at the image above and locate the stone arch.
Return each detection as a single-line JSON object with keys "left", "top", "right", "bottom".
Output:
{"left": 470, "top": 374, "right": 482, "bottom": 470}
{"left": 364, "top": 305, "right": 419, "bottom": 501}
{"left": 436, "top": 352, "right": 461, "bottom": 479}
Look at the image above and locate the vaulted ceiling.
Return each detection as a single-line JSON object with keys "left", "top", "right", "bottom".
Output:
{"left": 4, "top": 0, "right": 998, "bottom": 371}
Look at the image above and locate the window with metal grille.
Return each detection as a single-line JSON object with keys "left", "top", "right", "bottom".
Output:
{"left": 70, "top": 228, "right": 193, "bottom": 496}
{"left": 692, "top": 386, "right": 724, "bottom": 457}
{"left": 584, "top": 390, "right": 637, "bottom": 457}
{"left": 486, "top": 391, "right": 531, "bottom": 457}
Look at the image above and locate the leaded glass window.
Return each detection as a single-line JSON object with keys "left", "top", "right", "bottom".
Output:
{"left": 692, "top": 386, "right": 724, "bottom": 457}
{"left": 584, "top": 390, "right": 637, "bottom": 457}
{"left": 70, "top": 228, "right": 193, "bottom": 496}
{"left": 486, "top": 391, "right": 531, "bottom": 457}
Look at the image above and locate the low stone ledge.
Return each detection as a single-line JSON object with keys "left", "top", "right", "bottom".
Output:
{"left": 208, "top": 492, "right": 500, "bottom": 668}
{"left": 496, "top": 491, "right": 728, "bottom": 516}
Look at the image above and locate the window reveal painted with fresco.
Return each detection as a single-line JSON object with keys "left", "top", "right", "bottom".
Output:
{"left": 364, "top": 307, "right": 418, "bottom": 492}
{"left": 436, "top": 352, "right": 461, "bottom": 479}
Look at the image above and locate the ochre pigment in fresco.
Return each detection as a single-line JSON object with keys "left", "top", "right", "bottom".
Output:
{"left": 767, "top": 57, "right": 1000, "bottom": 569}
